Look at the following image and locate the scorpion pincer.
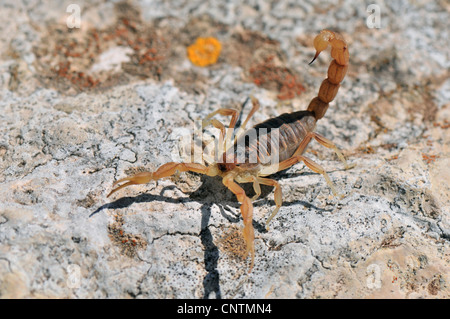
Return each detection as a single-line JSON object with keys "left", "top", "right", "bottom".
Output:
{"left": 107, "top": 30, "right": 354, "bottom": 272}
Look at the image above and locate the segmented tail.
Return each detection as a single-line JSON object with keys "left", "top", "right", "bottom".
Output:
{"left": 307, "top": 30, "right": 349, "bottom": 120}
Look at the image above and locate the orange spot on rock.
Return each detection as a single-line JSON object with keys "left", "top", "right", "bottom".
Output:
{"left": 187, "top": 37, "right": 222, "bottom": 67}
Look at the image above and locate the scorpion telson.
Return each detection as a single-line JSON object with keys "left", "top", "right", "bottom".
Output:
{"left": 107, "top": 30, "right": 354, "bottom": 272}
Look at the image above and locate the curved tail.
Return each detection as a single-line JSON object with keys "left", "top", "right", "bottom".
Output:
{"left": 307, "top": 30, "right": 349, "bottom": 120}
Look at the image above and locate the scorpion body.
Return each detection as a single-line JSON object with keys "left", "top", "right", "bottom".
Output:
{"left": 232, "top": 110, "right": 317, "bottom": 167}
{"left": 107, "top": 30, "right": 353, "bottom": 271}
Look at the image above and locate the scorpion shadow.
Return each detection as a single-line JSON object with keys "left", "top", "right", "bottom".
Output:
{"left": 90, "top": 173, "right": 329, "bottom": 298}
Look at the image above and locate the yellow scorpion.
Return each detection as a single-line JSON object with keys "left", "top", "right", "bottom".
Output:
{"left": 108, "top": 30, "right": 353, "bottom": 271}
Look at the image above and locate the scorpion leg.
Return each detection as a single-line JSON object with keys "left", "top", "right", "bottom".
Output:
{"left": 311, "top": 133, "right": 355, "bottom": 170}
{"left": 234, "top": 96, "right": 260, "bottom": 141}
{"left": 235, "top": 174, "right": 282, "bottom": 229}
{"left": 222, "top": 174, "right": 255, "bottom": 272}
{"left": 238, "top": 175, "right": 282, "bottom": 230}
{"left": 202, "top": 108, "right": 239, "bottom": 151}
{"left": 291, "top": 131, "right": 353, "bottom": 170}
{"left": 255, "top": 178, "right": 282, "bottom": 230}
{"left": 209, "top": 119, "right": 226, "bottom": 143}
{"left": 277, "top": 155, "right": 342, "bottom": 199}
{"left": 202, "top": 108, "right": 239, "bottom": 129}
{"left": 107, "top": 162, "right": 218, "bottom": 197}
{"left": 249, "top": 176, "right": 261, "bottom": 202}
{"left": 241, "top": 96, "right": 260, "bottom": 130}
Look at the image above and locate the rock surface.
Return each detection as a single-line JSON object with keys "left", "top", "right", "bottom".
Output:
{"left": 0, "top": 0, "right": 448, "bottom": 298}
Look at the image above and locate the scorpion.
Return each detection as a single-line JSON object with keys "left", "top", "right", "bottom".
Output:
{"left": 107, "top": 30, "right": 353, "bottom": 271}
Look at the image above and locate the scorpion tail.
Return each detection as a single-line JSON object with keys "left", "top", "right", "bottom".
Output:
{"left": 307, "top": 30, "right": 349, "bottom": 120}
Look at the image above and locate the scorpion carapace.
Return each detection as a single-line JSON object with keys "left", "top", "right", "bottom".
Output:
{"left": 107, "top": 30, "right": 353, "bottom": 272}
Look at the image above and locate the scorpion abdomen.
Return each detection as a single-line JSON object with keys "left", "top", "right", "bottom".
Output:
{"left": 230, "top": 111, "right": 316, "bottom": 166}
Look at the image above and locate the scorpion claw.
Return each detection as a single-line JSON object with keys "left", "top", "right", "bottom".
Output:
{"left": 107, "top": 181, "right": 134, "bottom": 198}
{"left": 107, "top": 172, "right": 154, "bottom": 198}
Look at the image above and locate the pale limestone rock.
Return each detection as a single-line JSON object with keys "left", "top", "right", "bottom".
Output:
{"left": 0, "top": 0, "right": 448, "bottom": 299}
